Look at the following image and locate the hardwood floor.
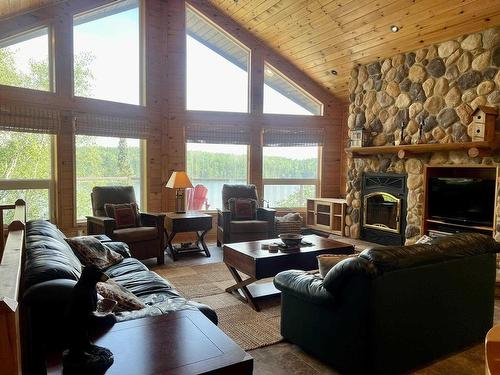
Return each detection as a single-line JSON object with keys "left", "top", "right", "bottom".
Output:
{"left": 147, "top": 240, "right": 498, "bottom": 375}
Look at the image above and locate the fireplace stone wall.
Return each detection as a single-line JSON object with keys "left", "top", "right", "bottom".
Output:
{"left": 345, "top": 26, "right": 500, "bottom": 244}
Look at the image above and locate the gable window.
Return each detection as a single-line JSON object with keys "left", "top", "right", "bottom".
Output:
{"left": 263, "top": 62, "right": 322, "bottom": 116}
{"left": 262, "top": 128, "right": 323, "bottom": 208}
{"left": 0, "top": 27, "right": 51, "bottom": 92}
{"left": 186, "top": 5, "right": 250, "bottom": 113}
{"left": 75, "top": 135, "right": 144, "bottom": 220}
{"left": 186, "top": 125, "right": 249, "bottom": 210}
{"left": 73, "top": 0, "right": 141, "bottom": 105}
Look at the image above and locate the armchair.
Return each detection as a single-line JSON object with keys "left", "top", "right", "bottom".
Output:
{"left": 86, "top": 186, "right": 166, "bottom": 264}
{"left": 217, "top": 184, "right": 275, "bottom": 246}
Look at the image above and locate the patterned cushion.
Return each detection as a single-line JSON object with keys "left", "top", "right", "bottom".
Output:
{"left": 104, "top": 202, "right": 140, "bottom": 229}
{"left": 65, "top": 236, "right": 123, "bottom": 269}
{"left": 228, "top": 198, "right": 257, "bottom": 220}
{"left": 97, "top": 279, "right": 145, "bottom": 311}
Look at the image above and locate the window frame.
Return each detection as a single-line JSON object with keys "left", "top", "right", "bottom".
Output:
{"left": 72, "top": 0, "right": 145, "bottom": 106}
{"left": 73, "top": 135, "right": 147, "bottom": 223}
{"left": 185, "top": 142, "right": 250, "bottom": 212}
{"left": 262, "top": 145, "right": 322, "bottom": 210}
{"left": 185, "top": 3, "right": 251, "bottom": 114}
{"left": 0, "top": 25, "right": 55, "bottom": 92}
{"left": 0, "top": 134, "right": 56, "bottom": 221}
{"left": 263, "top": 62, "right": 323, "bottom": 116}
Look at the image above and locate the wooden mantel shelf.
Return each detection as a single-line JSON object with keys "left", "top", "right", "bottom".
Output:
{"left": 345, "top": 141, "right": 499, "bottom": 159}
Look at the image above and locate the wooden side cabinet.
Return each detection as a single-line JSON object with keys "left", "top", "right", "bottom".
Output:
{"left": 306, "top": 198, "right": 347, "bottom": 236}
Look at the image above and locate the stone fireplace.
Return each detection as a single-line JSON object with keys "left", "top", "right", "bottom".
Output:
{"left": 344, "top": 26, "right": 500, "bottom": 244}
{"left": 361, "top": 173, "right": 407, "bottom": 245}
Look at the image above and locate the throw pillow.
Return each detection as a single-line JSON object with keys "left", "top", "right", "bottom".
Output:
{"left": 416, "top": 235, "right": 434, "bottom": 244}
{"left": 66, "top": 236, "right": 123, "bottom": 269}
{"left": 97, "top": 279, "right": 145, "bottom": 312}
{"left": 317, "top": 254, "right": 357, "bottom": 278}
{"left": 104, "top": 203, "right": 140, "bottom": 229}
{"left": 228, "top": 198, "right": 257, "bottom": 220}
{"left": 279, "top": 212, "right": 302, "bottom": 222}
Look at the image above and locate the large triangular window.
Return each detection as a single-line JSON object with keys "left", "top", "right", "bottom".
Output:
{"left": 264, "top": 62, "right": 322, "bottom": 116}
{"left": 186, "top": 5, "right": 250, "bottom": 113}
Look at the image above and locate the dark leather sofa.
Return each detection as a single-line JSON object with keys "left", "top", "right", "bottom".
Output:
{"left": 21, "top": 220, "right": 217, "bottom": 374}
{"left": 274, "top": 233, "right": 500, "bottom": 375}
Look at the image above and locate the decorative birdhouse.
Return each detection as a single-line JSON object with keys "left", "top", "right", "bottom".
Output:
{"left": 350, "top": 129, "right": 369, "bottom": 147}
{"left": 471, "top": 106, "right": 497, "bottom": 142}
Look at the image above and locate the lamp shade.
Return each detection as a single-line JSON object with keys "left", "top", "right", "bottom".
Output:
{"left": 166, "top": 171, "right": 193, "bottom": 189}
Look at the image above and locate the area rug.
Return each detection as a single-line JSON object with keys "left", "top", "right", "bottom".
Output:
{"left": 155, "top": 262, "right": 283, "bottom": 350}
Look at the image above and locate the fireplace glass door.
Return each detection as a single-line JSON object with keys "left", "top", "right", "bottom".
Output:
{"left": 363, "top": 192, "right": 401, "bottom": 234}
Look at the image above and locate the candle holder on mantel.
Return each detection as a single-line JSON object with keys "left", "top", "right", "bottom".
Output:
{"left": 396, "top": 121, "right": 409, "bottom": 146}
{"left": 416, "top": 117, "right": 426, "bottom": 144}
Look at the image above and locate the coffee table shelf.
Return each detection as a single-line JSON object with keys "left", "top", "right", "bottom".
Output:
{"left": 223, "top": 234, "right": 354, "bottom": 311}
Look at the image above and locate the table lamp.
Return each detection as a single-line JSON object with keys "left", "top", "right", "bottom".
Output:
{"left": 166, "top": 171, "right": 193, "bottom": 213}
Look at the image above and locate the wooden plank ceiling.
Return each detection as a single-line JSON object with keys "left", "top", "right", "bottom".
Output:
{"left": 2, "top": 0, "right": 500, "bottom": 101}
{"left": 208, "top": 0, "right": 500, "bottom": 101}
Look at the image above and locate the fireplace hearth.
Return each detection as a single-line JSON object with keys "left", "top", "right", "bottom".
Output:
{"left": 361, "top": 173, "right": 407, "bottom": 245}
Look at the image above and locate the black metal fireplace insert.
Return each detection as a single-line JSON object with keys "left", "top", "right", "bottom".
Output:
{"left": 361, "top": 173, "right": 407, "bottom": 245}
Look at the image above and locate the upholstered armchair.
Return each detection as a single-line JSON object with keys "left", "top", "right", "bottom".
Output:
{"left": 217, "top": 184, "right": 276, "bottom": 246}
{"left": 86, "top": 186, "right": 166, "bottom": 264}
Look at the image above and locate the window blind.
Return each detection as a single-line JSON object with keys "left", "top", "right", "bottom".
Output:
{"left": 263, "top": 127, "right": 324, "bottom": 147}
{"left": 0, "top": 103, "right": 60, "bottom": 134}
{"left": 185, "top": 124, "right": 251, "bottom": 145}
{"left": 73, "top": 112, "right": 150, "bottom": 139}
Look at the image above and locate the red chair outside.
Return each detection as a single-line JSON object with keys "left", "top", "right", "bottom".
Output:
{"left": 186, "top": 184, "right": 209, "bottom": 211}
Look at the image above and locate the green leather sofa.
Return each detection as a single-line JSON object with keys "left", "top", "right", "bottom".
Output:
{"left": 274, "top": 233, "right": 500, "bottom": 374}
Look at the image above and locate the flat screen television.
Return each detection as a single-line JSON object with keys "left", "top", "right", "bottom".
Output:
{"left": 428, "top": 177, "right": 495, "bottom": 227}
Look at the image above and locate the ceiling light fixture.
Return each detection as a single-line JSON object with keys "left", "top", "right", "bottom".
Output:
{"left": 391, "top": 25, "right": 400, "bottom": 33}
{"left": 330, "top": 69, "right": 338, "bottom": 75}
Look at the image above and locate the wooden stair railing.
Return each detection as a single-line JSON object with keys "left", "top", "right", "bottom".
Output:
{"left": 0, "top": 203, "right": 15, "bottom": 258}
{"left": 0, "top": 199, "right": 27, "bottom": 375}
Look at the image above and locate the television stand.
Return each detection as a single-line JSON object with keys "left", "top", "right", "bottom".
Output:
{"left": 425, "top": 218, "right": 494, "bottom": 237}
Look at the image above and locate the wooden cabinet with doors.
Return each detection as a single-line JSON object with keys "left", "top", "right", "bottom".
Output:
{"left": 306, "top": 198, "right": 346, "bottom": 236}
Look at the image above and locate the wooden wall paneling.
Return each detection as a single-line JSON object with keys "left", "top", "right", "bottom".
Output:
{"left": 164, "top": 0, "right": 187, "bottom": 213}
{"left": 52, "top": 3, "right": 73, "bottom": 98}
{"left": 144, "top": 0, "right": 167, "bottom": 212}
{"left": 250, "top": 47, "right": 264, "bottom": 114}
{"left": 250, "top": 127, "right": 263, "bottom": 201}
{"left": 339, "top": 103, "right": 349, "bottom": 197}
{"left": 56, "top": 114, "right": 76, "bottom": 231}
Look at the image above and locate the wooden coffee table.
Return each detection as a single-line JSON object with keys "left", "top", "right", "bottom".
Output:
{"left": 223, "top": 234, "right": 354, "bottom": 311}
{"left": 46, "top": 310, "right": 253, "bottom": 374}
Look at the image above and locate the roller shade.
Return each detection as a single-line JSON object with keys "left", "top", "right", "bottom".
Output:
{"left": 0, "top": 103, "right": 60, "bottom": 134}
{"left": 73, "top": 112, "right": 150, "bottom": 139}
{"left": 263, "top": 128, "right": 324, "bottom": 147}
{"left": 186, "top": 124, "right": 251, "bottom": 145}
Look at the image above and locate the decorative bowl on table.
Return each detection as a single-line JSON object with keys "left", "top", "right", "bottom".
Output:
{"left": 279, "top": 233, "right": 303, "bottom": 247}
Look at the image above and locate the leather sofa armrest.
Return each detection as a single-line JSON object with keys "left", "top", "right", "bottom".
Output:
{"left": 322, "top": 257, "right": 379, "bottom": 295}
{"left": 23, "top": 279, "right": 77, "bottom": 305}
{"left": 217, "top": 209, "right": 231, "bottom": 229}
{"left": 104, "top": 241, "right": 131, "bottom": 258}
{"left": 257, "top": 207, "right": 276, "bottom": 237}
{"left": 273, "top": 270, "right": 335, "bottom": 306}
{"left": 257, "top": 207, "right": 276, "bottom": 221}
{"left": 86, "top": 215, "right": 116, "bottom": 236}
{"left": 140, "top": 212, "right": 166, "bottom": 228}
